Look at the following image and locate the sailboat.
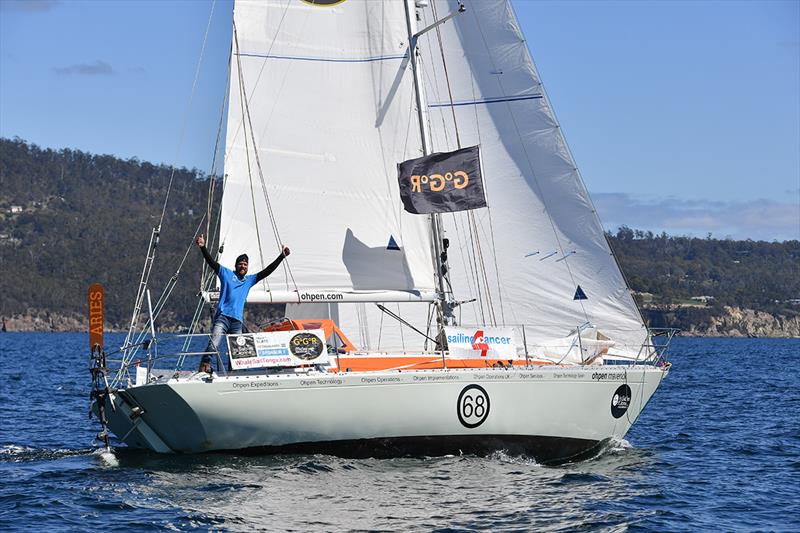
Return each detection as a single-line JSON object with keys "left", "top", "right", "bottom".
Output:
{"left": 90, "top": 0, "right": 672, "bottom": 465}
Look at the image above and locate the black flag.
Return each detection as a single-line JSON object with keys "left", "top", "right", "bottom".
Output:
{"left": 398, "top": 145, "right": 486, "bottom": 214}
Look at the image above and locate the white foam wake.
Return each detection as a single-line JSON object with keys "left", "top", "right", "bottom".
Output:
{"left": 92, "top": 447, "right": 119, "bottom": 467}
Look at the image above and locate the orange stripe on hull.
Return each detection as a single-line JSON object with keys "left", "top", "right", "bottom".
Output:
{"left": 330, "top": 356, "right": 553, "bottom": 372}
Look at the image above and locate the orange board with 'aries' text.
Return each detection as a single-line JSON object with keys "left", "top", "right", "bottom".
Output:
{"left": 88, "top": 283, "right": 104, "bottom": 351}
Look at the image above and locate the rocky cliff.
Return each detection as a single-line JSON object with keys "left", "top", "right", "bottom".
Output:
{"left": 644, "top": 306, "right": 800, "bottom": 338}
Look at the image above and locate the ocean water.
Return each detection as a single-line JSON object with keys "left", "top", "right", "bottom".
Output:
{"left": 0, "top": 333, "right": 798, "bottom": 532}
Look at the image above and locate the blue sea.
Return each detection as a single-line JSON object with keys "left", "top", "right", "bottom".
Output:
{"left": 1, "top": 334, "right": 798, "bottom": 532}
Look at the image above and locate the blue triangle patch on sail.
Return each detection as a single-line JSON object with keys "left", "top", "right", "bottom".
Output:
{"left": 573, "top": 285, "right": 588, "bottom": 300}
{"left": 387, "top": 235, "right": 400, "bottom": 251}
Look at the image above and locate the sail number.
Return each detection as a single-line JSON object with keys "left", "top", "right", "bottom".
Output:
{"left": 410, "top": 171, "right": 469, "bottom": 193}
{"left": 457, "top": 384, "right": 490, "bottom": 428}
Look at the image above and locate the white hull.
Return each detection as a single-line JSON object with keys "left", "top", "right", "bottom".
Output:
{"left": 99, "top": 364, "right": 668, "bottom": 465}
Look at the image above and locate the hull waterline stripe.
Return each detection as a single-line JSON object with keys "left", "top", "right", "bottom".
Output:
{"left": 213, "top": 434, "right": 603, "bottom": 466}
{"left": 238, "top": 52, "right": 406, "bottom": 63}
{"left": 428, "top": 94, "right": 544, "bottom": 108}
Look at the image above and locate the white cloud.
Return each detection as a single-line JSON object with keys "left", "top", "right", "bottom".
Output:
{"left": 592, "top": 193, "right": 800, "bottom": 242}
{"left": 0, "top": 0, "right": 59, "bottom": 12}
{"left": 53, "top": 60, "right": 114, "bottom": 76}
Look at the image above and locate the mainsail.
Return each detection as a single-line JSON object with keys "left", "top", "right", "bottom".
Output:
{"left": 219, "top": 0, "right": 436, "bottom": 303}
{"left": 218, "top": 0, "right": 648, "bottom": 355}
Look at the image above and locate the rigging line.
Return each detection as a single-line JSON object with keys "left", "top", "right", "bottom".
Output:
{"left": 417, "top": 52, "right": 454, "bottom": 311}
{"left": 399, "top": 80, "right": 440, "bottom": 339}
{"left": 430, "top": 0, "right": 462, "bottom": 149}
{"left": 358, "top": 303, "right": 370, "bottom": 350}
{"left": 158, "top": 0, "right": 217, "bottom": 228}
{"left": 471, "top": 210, "right": 497, "bottom": 326}
{"left": 448, "top": 46, "right": 495, "bottom": 327}
{"left": 401, "top": 84, "right": 440, "bottom": 338}
{"left": 466, "top": 47, "right": 507, "bottom": 327}
{"left": 119, "top": 279, "right": 177, "bottom": 377}
{"left": 416, "top": 52, "right": 450, "bottom": 301}
{"left": 424, "top": 303, "right": 434, "bottom": 351}
{"left": 485, "top": 209, "right": 506, "bottom": 325}
{"left": 423, "top": 14, "right": 494, "bottom": 326}
{"left": 203, "top": 62, "right": 230, "bottom": 291}
{"left": 466, "top": 65, "right": 494, "bottom": 325}
{"left": 179, "top": 298, "right": 207, "bottom": 368}
{"left": 121, "top": 1, "right": 218, "bottom": 380}
{"left": 469, "top": 1, "right": 589, "bottom": 321}
{"left": 182, "top": 301, "right": 204, "bottom": 359}
{"left": 119, "top": 229, "right": 161, "bottom": 382}
{"left": 377, "top": 304, "right": 438, "bottom": 345}
{"left": 233, "top": 24, "right": 269, "bottom": 290}
{"left": 377, "top": 303, "right": 384, "bottom": 352}
{"left": 119, "top": 217, "right": 210, "bottom": 372}
{"left": 233, "top": 23, "right": 299, "bottom": 295}
{"left": 450, "top": 212, "right": 478, "bottom": 319}
{"left": 203, "top": 176, "right": 225, "bottom": 294}
{"left": 418, "top": 10, "right": 453, "bottom": 152}
{"left": 460, "top": 213, "right": 485, "bottom": 323}
{"left": 397, "top": 303, "right": 407, "bottom": 352}
{"left": 465, "top": 212, "right": 486, "bottom": 324}
{"left": 473, "top": 213, "right": 495, "bottom": 325}
{"left": 205, "top": 42, "right": 232, "bottom": 247}
{"left": 206, "top": 171, "right": 228, "bottom": 284}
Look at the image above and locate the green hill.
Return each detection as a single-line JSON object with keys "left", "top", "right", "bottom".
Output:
{"left": 1, "top": 137, "right": 798, "bottom": 335}
{"left": 0, "top": 137, "right": 218, "bottom": 330}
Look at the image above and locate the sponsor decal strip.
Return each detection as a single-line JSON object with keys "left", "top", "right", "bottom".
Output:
{"left": 216, "top": 368, "right": 640, "bottom": 391}
{"left": 299, "top": 292, "right": 345, "bottom": 302}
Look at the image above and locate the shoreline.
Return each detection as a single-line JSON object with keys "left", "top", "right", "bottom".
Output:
{"left": 2, "top": 305, "right": 797, "bottom": 338}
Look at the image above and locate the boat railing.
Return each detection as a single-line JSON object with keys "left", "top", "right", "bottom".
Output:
{"left": 643, "top": 327, "right": 679, "bottom": 366}
{"left": 454, "top": 323, "right": 677, "bottom": 366}
{"left": 104, "top": 325, "right": 678, "bottom": 388}
{"left": 107, "top": 332, "right": 233, "bottom": 387}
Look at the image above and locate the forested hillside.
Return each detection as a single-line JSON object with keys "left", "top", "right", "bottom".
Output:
{"left": 0, "top": 137, "right": 218, "bottom": 329}
{"left": 1, "top": 137, "right": 798, "bottom": 335}
{"left": 609, "top": 227, "right": 800, "bottom": 335}
{"left": 610, "top": 226, "right": 800, "bottom": 313}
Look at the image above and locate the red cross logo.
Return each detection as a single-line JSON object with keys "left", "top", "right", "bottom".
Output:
{"left": 471, "top": 330, "right": 489, "bottom": 357}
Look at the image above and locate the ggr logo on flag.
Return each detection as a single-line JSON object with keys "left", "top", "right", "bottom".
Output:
{"left": 398, "top": 145, "right": 487, "bottom": 214}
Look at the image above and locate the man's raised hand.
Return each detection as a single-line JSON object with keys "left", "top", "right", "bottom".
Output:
{"left": 196, "top": 234, "right": 205, "bottom": 248}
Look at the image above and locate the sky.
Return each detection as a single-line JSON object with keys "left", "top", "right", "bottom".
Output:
{"left": 0, "top": 0, "right": 798, "bottom": 241}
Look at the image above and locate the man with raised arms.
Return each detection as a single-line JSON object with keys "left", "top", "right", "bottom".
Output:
{"left": 196, "top": 234, "right": 290, "bottom": 373}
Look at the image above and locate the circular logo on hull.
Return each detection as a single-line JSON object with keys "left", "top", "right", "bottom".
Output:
{"left": 457, "top": 385, "right": 490, "bottom": 428}
{"left": 289, "top": 332, "right": 324, "bottom": 360}
{"left": 611, "top": 384, "right": 632, "bottom": 419}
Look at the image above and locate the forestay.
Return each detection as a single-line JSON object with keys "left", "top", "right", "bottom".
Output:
{"left": 219, "top": 0, "right": 436, "bottom": 303}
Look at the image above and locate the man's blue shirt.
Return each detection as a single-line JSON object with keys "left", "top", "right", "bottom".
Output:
{"left": 216, "top": 266, "right": 258, "bottom": 322}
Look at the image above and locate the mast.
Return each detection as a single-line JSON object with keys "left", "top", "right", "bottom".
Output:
{"left": 403, "top": 0, "right": 464, "bottom": 329}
